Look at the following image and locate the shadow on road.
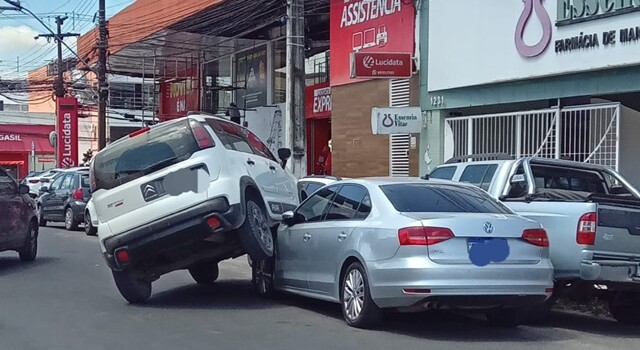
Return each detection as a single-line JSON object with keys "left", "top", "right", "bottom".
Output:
{"left": 0, "top": 256, "right": 59, "bottom": 277}
{"left": 139, "top": 279, "right": 286, "bottom": 311}
{"left": 280, "top": 295, "right": 640, "bottom": 342}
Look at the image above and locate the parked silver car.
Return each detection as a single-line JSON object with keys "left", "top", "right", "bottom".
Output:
{"left": 250, "top": 178, "right": 554, "bottom": 328}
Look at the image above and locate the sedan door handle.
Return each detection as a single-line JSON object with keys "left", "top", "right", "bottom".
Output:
{"left": 338, "top": 232, "right": 348, "bottom": 241}
{"left": 303, "top": 233, "right": 311, "bottom": 241}
{"left": 246, "top": 159, "right": 255, "bottom": 166}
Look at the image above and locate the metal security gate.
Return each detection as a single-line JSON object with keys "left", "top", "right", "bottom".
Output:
{"left": 445, "top": 103, "right": 621, "bottom": 170}
{"left": 389, "top": 79, "right": 411, "bottom": 177}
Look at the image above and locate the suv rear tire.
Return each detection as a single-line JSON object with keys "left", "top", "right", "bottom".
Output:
{"left": 112, "top": 270, "right": 152, "bottom": 304}
{"left": 37, "top": 206, "right": 47, "bottom": 227}
{"left": 239, "top": 199, "right": 274, "bottom": 260}
{"left": 19, "top": 222, "right": 38, "bottom": 262}
{"left": 188, "top": 261, "right": 219, "bottom": 284}
{"left": 84, "top": 211, "right": 97, "bottom": 236}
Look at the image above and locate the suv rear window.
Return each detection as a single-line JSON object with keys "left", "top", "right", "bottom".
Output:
{"left": 92, "top": 119, "right": 199, "bottom": 191}
{"left": 429, "top": 166, "right": 457, "bottom": 180}
{"left": 380, "top": 183, "right": 512, "bottom": 214}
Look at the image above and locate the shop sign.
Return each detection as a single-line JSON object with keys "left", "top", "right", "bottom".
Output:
{"left": 428, "top": 0, "right": 640, "bottom": 92}
{"left": 305, "top": 82, "right": 332, "bottom": 119}
{"left": 330, "top": 0, "right": 415, "bottom": 87}
{"left": 350, "top": 52, "right": 412, "bottom": 79}
{"left": 236, "top": 45, "right": 268, "bottom": 109}
{"left": 56, "top": 97, "right": 79, "bottom": 168}
{"left": 0, "top": 134, "right": 23, "bottom": 141}
{"left": 371, "top": 107, "right": 422, "bottom": 134}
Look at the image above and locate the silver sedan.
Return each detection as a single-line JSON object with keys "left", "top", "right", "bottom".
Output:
{"left": 251, "top": 178, "right": 554, "bottom": 328}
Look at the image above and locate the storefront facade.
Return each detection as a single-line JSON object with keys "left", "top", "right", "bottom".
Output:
{"left": 421, "top": 0, "right": 640, "bottom": 186}
{"left": 0, "top": 124, "right": 55, "bottom": 179}
{"left": 330, "top": 0, "right": 420, "bottom": 178}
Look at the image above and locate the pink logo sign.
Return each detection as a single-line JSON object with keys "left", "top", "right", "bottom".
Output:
{"left": 515, "top": 0, "right": 552, "bottom": 58}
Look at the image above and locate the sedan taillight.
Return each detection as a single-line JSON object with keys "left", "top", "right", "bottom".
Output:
{"left": 398, "top": 227, "right": 455, "bottom": 246}
{"left": 521, "top": 228, "right": 549, "bottom": 247}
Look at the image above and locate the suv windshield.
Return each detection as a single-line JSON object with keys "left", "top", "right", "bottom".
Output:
{"left": 381, "top": 183, "right": 512, "bottom": 214}
{"left": 92, "top": 119, "right": 200, "bottom": 191}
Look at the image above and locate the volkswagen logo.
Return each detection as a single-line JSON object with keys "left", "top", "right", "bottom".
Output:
{"left": 483, "top": 222, "right": 494, "bottom": 234}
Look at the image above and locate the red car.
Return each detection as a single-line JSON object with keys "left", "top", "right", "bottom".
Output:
{"left": 0, "top": 168, "right": 39, "bottom": 262}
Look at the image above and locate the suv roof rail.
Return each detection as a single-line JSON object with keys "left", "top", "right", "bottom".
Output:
{"left": 444, "top": 153, "right": 514, "bottom": 164}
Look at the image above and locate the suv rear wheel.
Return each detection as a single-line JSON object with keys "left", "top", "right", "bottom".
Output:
{"left": 19, "top": 221, "right": 38, "bottom": 262}
{"left": 112, "top": 270, "right": 152, "bottom": 304}
{"left": 188, "top": 261, "right": 219, "bottom": 284}
{"left": 37, "top": 205, "right": 47, "bottom": 227}
{"left": 239, "top": 199, "right": 274, "bottom": 260}
{"left": 84, "top": 211, "right": 97, "bottom": 236}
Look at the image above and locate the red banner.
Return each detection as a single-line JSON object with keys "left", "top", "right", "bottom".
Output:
{"left": 350, "top": 52, "right": 412, "bottom": 79}
{"left": 330, "top": 0, "right": 415, "bottom": 87}
{"left": 56, "top": 97, "right": 79, "bottom": 168}
{"left": 305, "top": 82, "right": 332, "bottom": 119}
{"left": 159, "top": 77, "right": 200, "bottom": 120}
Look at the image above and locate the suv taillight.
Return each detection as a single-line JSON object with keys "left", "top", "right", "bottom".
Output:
{"left": 189, "top": 119, "right": 214, "bottom": 149}
{"left": 72, "top": 188, "right": 84, "bottom": 200}
{"left": 577, "top": 212, "right": 597, "bottom": 245}
{"left": 398, "top": 227, "right": 455, "bottom": 246}
{"left": 521, "top": 228, "right": 549, "bottom": 247}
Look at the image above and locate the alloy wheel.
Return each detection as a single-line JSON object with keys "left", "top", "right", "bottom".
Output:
{"left": 65, "top": 210, "right": 73, "bottom": 229}
{"left": 254, "top": 259, "right": 273, "bottom": 295}
{"left": 251, "top": 206, "right": 273, "bottom": 253}
{"left": 343, "top": 269, "right": 365, "bottom": 321}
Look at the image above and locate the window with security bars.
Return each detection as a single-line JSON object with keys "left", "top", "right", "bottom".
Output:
{"left": 389, "top": 79, "right": 411, "bottom": 177}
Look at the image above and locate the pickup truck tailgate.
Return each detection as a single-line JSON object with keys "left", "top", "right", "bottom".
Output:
{"left": 596, "top": 204, "right": 640, "bottom": 257}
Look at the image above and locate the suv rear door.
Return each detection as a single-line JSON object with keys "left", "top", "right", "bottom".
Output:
{"left": 91, "top": 118, "right": 217, "bottom": 235}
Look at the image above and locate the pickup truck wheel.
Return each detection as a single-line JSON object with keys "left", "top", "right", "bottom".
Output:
{"left": 609, "top": 292, "right": 640, "bottom": 325}
{"left": 239, "top": 199, "right": 274, "bottom": 260}
{"left": 485, "top": 307, "right": 525, "bottom": 328}
{"left": 188, "top": 261, "right": 219, "bottom": 284}
{"left": 64, "top": 208, "right": 79, "bottom": 231}
{"left": 112, "top": 270, "right": 152, "bottom": 304}
{"left": 19, "top": 221, "right": 38, "bottom": 262}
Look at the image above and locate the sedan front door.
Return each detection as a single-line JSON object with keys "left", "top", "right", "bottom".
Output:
{"left": 276, "top": 186, "right": 338, "bottom": 291}
{"left": 307, "top": 185, "right": 371, "bottom": 296}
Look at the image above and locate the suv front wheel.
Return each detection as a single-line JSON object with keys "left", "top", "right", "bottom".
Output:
{"left": 238, "top": 199, "right": 274, "bottom": 260}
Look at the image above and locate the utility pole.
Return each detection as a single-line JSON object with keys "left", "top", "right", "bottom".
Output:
{"left": 285, "top": 0, "right": 306, "bottom": 178}
{"left": 98, "top": 0, "right": 108, "bottom": 149}
{"left": 35, "top": 16, "right": 79, "bottom": 97}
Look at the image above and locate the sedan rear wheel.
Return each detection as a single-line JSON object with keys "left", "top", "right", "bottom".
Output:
{"left": 341, "top": 262, "right": 381, "bottom": 329}
{"left": 252, "top": 258, "right": 276, "bottom": 297}
{"left": 64, "top": 208, "right": 79, "bottom": 231}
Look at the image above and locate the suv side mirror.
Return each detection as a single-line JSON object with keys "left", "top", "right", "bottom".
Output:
{"left": 39, "top": 186, "right": 49, "bottom": 193}
{"left": 18, "top": 184, "right": 29, "bottom": 195}
{"left": 278, "top": 148, "right": 292, "bottom": 169}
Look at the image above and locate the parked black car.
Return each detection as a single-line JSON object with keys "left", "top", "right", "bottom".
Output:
{"left": 0, "top": 168, "right": 39, "bottom": 261}
{"left": 37, "top": 168, "right": 92, "bottom": 231}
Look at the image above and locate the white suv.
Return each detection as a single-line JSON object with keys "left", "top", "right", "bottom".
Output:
{"left": 89, "top": 115, "right": 298, "bottom": 303}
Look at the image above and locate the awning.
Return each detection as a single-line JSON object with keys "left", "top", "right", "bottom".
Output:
{"left": 0, "top": 124, "right": 55, "bottom": 154}
{"left": 0, "top": 139, "right": 54, "bottom": 154}
{"left": 0, "top": 160, "right": 24, "bottom": 165}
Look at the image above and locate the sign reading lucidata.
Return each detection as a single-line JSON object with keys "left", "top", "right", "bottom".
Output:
{"left": 371, "top": 107, "right": 422, "bottom": 135}
{"left": 428, "top": 0, "right": 640, "bottom": 92}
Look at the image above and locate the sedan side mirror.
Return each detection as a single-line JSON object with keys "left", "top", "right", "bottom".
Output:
{"left": 19, "top": 184, "right": 29, "bottom": 195}
{"left": 278, "top": 148, "right": 292, "bottom": 169}
{"left": 282, "top": 210, "right": 301, "bottom": 226}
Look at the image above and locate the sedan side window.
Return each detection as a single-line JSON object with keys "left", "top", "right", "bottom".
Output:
{"left": 326, "top": 185, "right": 369, "bottom": 221}
{"left": 297, "top": 186, "right": 338, "bottom": 222}
{"left": 49, "top": 175, "right": 65, "bottom": 191}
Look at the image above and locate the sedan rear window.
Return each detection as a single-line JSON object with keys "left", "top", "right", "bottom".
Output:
{"left": 92, "top": 119, "right": 200, "bottom": 191}
{"left": 380, "top": 183, "right": 512, "bottom": 214}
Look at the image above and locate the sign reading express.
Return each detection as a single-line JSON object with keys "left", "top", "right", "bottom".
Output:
{"left": 330, "top": 0, "right": 415, "bottom": 87}
{"left": 305, "top": 82, "right": 332, "bottom": 119}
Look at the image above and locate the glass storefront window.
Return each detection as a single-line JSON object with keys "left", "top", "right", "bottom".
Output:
{"left": 273, "top": 39, "right": 286, "bottom": 104}
{"left": 202, "top": 56, "right": 232, "bottom": 115}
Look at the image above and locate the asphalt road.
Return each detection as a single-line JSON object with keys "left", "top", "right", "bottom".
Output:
{"left": 1, "top": 225, "right": 639, "bottom": 350}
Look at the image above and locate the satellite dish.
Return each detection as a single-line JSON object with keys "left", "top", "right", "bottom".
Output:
{"left": 49, "top": 131, "right": 57, "bottom": 147}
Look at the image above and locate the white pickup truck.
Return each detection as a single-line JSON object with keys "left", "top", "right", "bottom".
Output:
{"left": 428, "top": 155, "right": 640, "bottom": 324}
